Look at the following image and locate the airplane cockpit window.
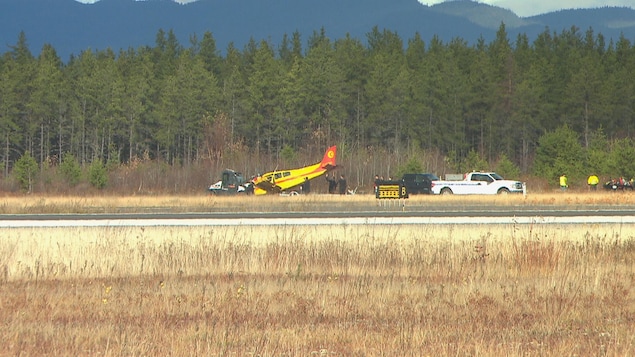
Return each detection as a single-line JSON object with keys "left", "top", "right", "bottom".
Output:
{"left": 274, "top": 172, "right": 283, "bottom": 179}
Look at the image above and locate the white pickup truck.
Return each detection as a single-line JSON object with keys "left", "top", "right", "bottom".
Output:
{"left": 431, "top": 172, "right": 526, "bottom": 195}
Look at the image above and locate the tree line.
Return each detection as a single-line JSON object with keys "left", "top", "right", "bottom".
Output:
{"left": 1, "top": 24, "right": 635, "bottom": 193}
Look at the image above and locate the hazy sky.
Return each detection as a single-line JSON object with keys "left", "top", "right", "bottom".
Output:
{"left": 419, "top": 0, "right": 634, "bottom": 17}
{"left": 74, "top": 0, "right": 634, "bottom": 17}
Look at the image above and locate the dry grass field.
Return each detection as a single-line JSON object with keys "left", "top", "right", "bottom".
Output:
{"left": 2, "top": 189, "right": 635, "bottom": 214}
{"left": 1, "top": 192, "right": 635, "bottom": 355}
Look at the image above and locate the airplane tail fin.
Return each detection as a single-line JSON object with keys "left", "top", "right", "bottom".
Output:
{"left": 321, "top": 146, "right": 337, "bottom": 169}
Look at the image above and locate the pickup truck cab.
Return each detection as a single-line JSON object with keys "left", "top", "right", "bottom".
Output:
{"left": 431, "top": 172, "right": 525, "bottom": 195}
{"left": 209, "top": 169, "right": 254, "bottom": 195}
{"left": 401, "top": 173, "right": 438, "bottom": 194}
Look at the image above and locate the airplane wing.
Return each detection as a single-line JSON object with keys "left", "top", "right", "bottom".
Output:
{"left": 253, "top": 179, "right": 282, "bottom": 194}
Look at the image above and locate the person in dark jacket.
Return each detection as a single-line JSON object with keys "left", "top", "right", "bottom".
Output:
{"left": 302, "top": 177, "right": 311, "bottom": 194}
{"left": 338, "top": 174, "right": 347, "bottom": 195}
{"left": 326, "top": 173, "right": 337, "bottom": 194}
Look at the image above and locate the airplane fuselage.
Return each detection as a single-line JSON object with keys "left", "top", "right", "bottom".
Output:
{"left": 253, "top": 162, "right": 325, "bottom": 195}
{"left": 251, "top": 146, "right": 337, "bottom": 195}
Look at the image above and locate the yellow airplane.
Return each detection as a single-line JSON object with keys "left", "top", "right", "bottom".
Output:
{"left": 251, "top": 146, "right": 337, "bottom": 195}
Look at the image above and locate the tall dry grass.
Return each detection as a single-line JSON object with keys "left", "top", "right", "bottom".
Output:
{"left": 1, "top": 223, "right": 634, "bottom": 355}
{"left": 2, "top": 191, "right": 635, "bottom": 214}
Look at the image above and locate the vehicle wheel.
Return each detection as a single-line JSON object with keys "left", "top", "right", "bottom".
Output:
{"left": 497, "top": 188, "right": 510, "bottom": 195}
{"left": 440, "top": 188, "right": 453, "bottom": 195}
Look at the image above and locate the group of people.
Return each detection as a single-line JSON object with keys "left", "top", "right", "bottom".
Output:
{"left": 560, "top": 173, "right": 601, "bottom": 191}
{"left": 325, "top": 173, "right": 347, "bottom": 195}
{"left": 603, "top": 176, "right": 634, "bottom": 191}
{"left": 560, "top": 173, "right": 600, "bottom": 191}
{"left": 560, "top": 173, "right": 633, "bottom": 191}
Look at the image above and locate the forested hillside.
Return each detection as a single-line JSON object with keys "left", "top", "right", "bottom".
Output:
{"left": 1, "top": 25, "right": 635, "bottom": 194}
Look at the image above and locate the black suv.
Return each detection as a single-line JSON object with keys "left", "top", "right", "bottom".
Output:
{"left": 401, "top": 173, "right": 438, "bottom": 194}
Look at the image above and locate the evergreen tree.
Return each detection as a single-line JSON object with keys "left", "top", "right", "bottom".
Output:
{"left": 299, "top": 36, "right": 344, "bottom": 149}
{"left": 510, "top": 60, "right": 547, "bottom": 173}
{"left": 87, "top": 159, "right": 108, "bottom": 189}
{"left": 117, "top": 48, "right": 153, "bottom": 162}
{"left": 464, "top": 37, "right": 495, "bottom": 159}
{"left": 157, "top": 50, "right": 217, "bottom": 164}
{"left": 29, "top": 44, "right": 64, "bottom": 166}
{"left": 333, "top": 35, "right": 367, "bottom": 150}
{"left": 488, "top": 23, "right": 515, "bottom": 161}
{"left": 364, "top": 28, "right": 405, "bottom": 149}
{"left": 533, "top": 125, "right": 585, "bottom": 184}
{"left": 586, "top": 128, "right": 610, "bottom": 176}
{"left": 563, "top": 48, "right": 603, "bottom": 147}
{"left": 59, "top": 152, "right": 82, "bottom": 186}
{"left": 4, "top": 32, "right": 35, "bottom": 162}
{"left": 607, "top": 138, "right": 635, "bottom": 179}
{"left": 494, "top": 154, "right": 521, "bottom": 179}
{"left": 395, "top": 157, "right": 423, "bottom": 178}
{"left": 244, "top": 40, "right": 282, "bottom": 153}
{"left": 278, "top": 57, "right": 303, "bottom": 147}
{"left": 198, "top": 31, "right": 222, "bottom": 77}
{"left": 13, "top": 151, "right": 38, "bottom": 192}
{"left": 462, "top": 149, "right": 489, "bottom": 173}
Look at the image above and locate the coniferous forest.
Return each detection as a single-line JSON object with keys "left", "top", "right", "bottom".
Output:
{"left": 2, "top": 24, "right": 635, "bottom": 193}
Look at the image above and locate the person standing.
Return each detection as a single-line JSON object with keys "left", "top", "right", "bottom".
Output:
{"left": 326, "top": 173, "right": 337, "bottom": 194}
{"left": 338, "top": 174, "right": 347, "bottom": 195}
{"left": 302, "top": 177, "right": 311, "bottom": 194}
{"left": 559, "top": 174, "right": 568, "bottom": 191}
{"left": 587, "top": 174, "right": 599, "bottom": 191}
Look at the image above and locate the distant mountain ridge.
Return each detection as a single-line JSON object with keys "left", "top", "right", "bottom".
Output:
{"left": 1, "top": 0, "right": 635, "bottom": 60}
{"left": 429, "top": 1, "right": 538, "bottom": 29}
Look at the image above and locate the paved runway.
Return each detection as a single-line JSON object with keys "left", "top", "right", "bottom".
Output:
{"left": 2, "top": 209, "right": 635, "bottom": 227}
